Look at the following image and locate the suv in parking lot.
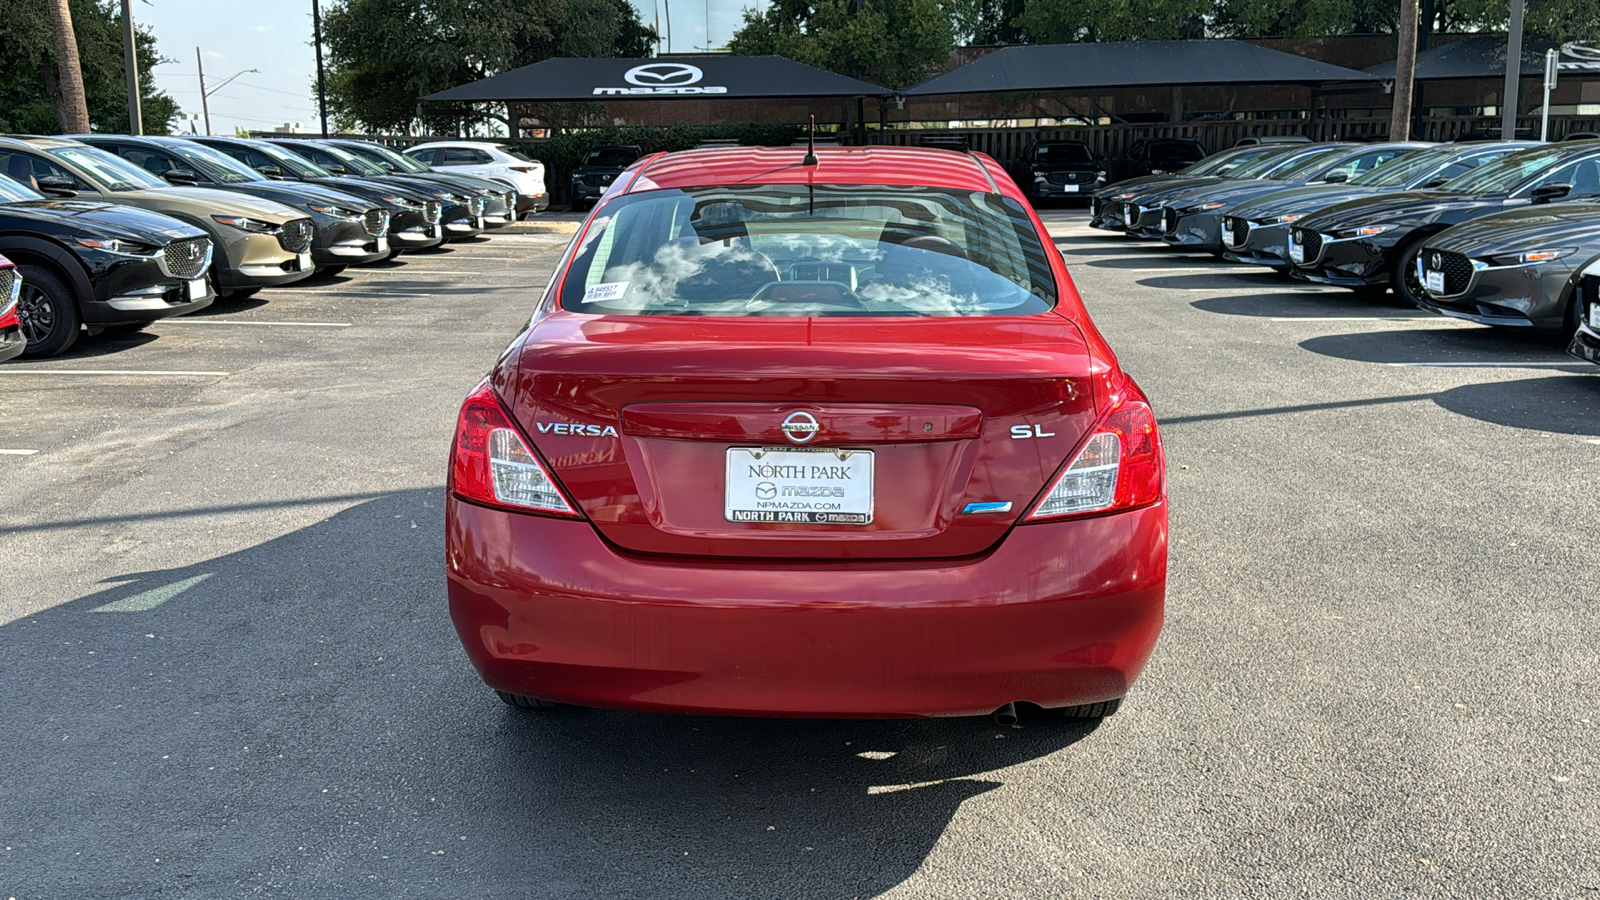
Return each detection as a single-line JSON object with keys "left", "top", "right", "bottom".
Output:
{"left": 569, "top": 145, "right": 642, "bottom": 211}
{"left": 404, "top": 141, "right": 548, "bottom": 214}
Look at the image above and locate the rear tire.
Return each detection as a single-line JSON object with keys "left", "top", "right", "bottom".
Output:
{"left": 1061, "top": 698, "right": 1122, "bottom": 719}
{"left": 495, "top": 690, "right": 560, "bottom": 710}
{"left": 15, "top": 264, "right": 80, "bottom": 358}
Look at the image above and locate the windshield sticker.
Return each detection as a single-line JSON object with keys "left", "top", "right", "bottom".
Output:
{"left": 582, "top": 281, "right": 629, "bottom": 303}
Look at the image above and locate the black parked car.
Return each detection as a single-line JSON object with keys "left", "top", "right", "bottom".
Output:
{"left": 1416, "top": 202, "right": 1600, "bottom": 333}
{"left": 1113, "top": 138, "right": 1207, "bottom": 181}
{"left": 1088, "top": 144, "right": 1289, "bottom": 231}
{"left": 0, "top": 172, "right": 212, "bottom": 357}
{"left": 76, "top": 135, "right": 392, "bottom": 275}
{"left": 318, "top": 139, "right": 517, "bottom": 227}
{"left": 570, "top": 145, "right": 642, "bottom": 211}
{"left": 1220, "top": 142, "right": 1531, "bottom": 269}
{"left": 1289, "top": 142, "right": 1600, "bottom": 306}
{"left": 190, "top": 136, "right": 444, "bottom": 255}
{"left": 265, "top": 140, "right": 484, "bottom": 241}
{"left": 1098, "top": 144, "right": 1334, "bottom": 237}
{"left": 1007, "top": 140, "right": 1106, "bottom": 205}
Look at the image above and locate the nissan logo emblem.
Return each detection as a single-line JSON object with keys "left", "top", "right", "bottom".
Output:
{"left": 780, "top": 411, "right": 820, "bottom": 444}
{"left": 1430, "top": 253, "right": 1442, "bottom": 269}
{"left": 624, "top": 63, "right": 704, "bottom": 87}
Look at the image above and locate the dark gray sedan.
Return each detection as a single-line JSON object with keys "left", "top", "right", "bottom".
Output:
{"left": 1417, "top": 203, "right": 1600, "bottom": 332}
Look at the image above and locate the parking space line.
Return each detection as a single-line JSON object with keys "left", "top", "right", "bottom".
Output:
{"left": 1385, "top": 361, "right": 1590, "bottom": 369}
{"left": 0, "top": 369, "right": 229, "bottom": 377}
{"left": 161, "top": 320, "right": 351, "bottom": 328}
{"left": 0, "top": 449, "right": 39, "bottom": 455}
{"left": 1268, "top": 316, "right": 1442, "bottom": 322}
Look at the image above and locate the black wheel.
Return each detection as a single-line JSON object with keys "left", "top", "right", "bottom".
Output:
{"left": 1061, "top": 698, "right": 1122, "bottom": 719}
{"left": 15, "top": 264, "right": 80, "bottom": 358}
{"left": 1390, "top": 234, "right": 1432, "bottom": 308}
{"left": 495, "top": 690, "right": 560, "bottom": 710}
{"left": 101, "top": 322, "right": 150, "bottom": 336}
{"left": 317, "top": 265, "right": 347, "bottom": 277}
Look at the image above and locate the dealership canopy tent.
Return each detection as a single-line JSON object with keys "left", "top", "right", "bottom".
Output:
{"left": 423, "top": 55, "right": 887, "bottom": 103}
{"left": 1364, "top": 34, "right": 1560, "bottom": 80}
{"left": 900, "top": 40, "right": 1380, "bottom": 97}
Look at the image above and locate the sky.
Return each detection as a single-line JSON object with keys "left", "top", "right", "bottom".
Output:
{"left": 134, "top": 0, "right": 751, "bottom": 137}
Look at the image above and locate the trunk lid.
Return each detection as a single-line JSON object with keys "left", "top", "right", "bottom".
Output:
{"left": 506, "top": 313, "right": 1101, "bottom": 560}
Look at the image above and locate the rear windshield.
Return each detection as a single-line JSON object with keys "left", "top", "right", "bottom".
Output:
{"left": 560, "top": 184, "right": 1056, "bottom": 317}
{"left": 1035, "top": 143, "right": 1092, "bottom": 164}
{"left": 496, "top": 145, "right": 536, "bottom": 162}
{"left": 584, "top": 148, "right": 641, "bottom": 168}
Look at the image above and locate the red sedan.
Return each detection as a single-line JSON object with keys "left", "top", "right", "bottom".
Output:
{"left": 446, "top": 146, "right": 1167, "bottom": 719}
{"left": 0, "top": 255, "right": 23, "bottom": 362}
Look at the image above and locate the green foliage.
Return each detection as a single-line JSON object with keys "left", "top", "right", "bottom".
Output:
{"left": 530, "top": 122, "right": 805, "bottom": 203}
{"left": 726, "top": 0, "right": 956, "bottom": 90}
{"left": 0, "top": 0, "right": 177, "bottom": 134}
{"left": 321, "top": 0, "right": 657, "bottom": 134}
{"left": 1014, "top": 0, "right": 1211, "bottom": 43}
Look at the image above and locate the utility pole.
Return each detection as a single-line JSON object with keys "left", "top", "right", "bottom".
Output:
{"left": 121, "top": 0, "right": 143, "bottom": 134}
{"left": 197, "top": 47, "right": 211, "bottom": 135}
{"left": 1501, "top": 0, "right": 1526, "bottom": 140}
{"left": 313, "top": 0, "right": 330, "bottom": 138}
{"left": 1389, "top": 0, "right": 1418, "bottom": 141}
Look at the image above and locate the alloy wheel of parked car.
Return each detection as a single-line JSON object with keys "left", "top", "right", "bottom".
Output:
{"left": 15, "top": 265, "right": 79, "bottom": 358}
{"left": 1391, "top": 235, "right": 1432, "bottom": 308}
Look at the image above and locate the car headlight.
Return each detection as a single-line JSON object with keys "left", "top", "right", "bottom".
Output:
{"left": 308, "top": 204, "right": 360, "bottom": 219}
{"left": 74, "top": 237, "right": 158, "bottom": 256}
{"left": 1266, "top": 214, "right": 1302, "bottom": 225}
{"left": 1183, "top": 202, "right": 1228, "bottom": 214}
{"left": 1489, "top": 248, "right": 1578, "bottom": 266}
{"left": 380, "top": 195, "right": 421, "bottom": 209}
{"left": 1333, "top": 224, "right": 1395, "bottom": 239}
{"left": 212, "top": 215, "right": 277, "bottom": 234}
{"left": 432, "top": 192, "right": 467, "bottom": 203}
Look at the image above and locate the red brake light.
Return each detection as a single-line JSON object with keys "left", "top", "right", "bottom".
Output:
{"left": 1026, "top": 392, "right": 1164, "bottom": 521}
{"left": 450, "top": 381, "right": 578, "bottom": 516}
{"left": 510, "top": 166, "right": 538, "bottom": 173}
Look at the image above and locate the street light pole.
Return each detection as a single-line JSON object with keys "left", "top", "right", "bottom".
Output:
{"left": 313, "top": 0, "right": 330, "bottom": 138}
{"left": 121, "top": 0, "right": 142, "bottom": 134}
{"left": 1501, "top": 0, "right": 1525, "bottom": 140}
{"left": 197, "top": 47, "right": 211, "bottom": 135}
{"left": 1542, "top": 49, "right": 1558, "bottom": 141}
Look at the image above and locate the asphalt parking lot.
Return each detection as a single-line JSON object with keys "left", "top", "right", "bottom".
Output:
{"left": 2, "top": 211, "right": 1597, "bottom": 899}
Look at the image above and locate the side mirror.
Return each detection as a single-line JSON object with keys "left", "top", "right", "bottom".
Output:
{"left": 1532, "top": 181, "right": 1573, "bottom": 204}
{"left": 255, "top": 164, "right": 283, "bottom": 178}
{"left": 325, "top": 163, "right": 348, "bottom": 175}
{"left": 1322, "top": 171, "right": 1349, "bottom": 184}
{"left": 163, "top": 168, "right": 199, "bottom": 185}
{"left": 382, "top": 162, "right": 398, "bottom": 172}
{"left": 35, "top": 175, "right": 77, "bottom": 197}
{"left": 1422, "top": 176, "right": 1450, "bottom": 189}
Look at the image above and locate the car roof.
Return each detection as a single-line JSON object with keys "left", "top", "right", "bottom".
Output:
{"left": 1, "top": 136, "right": 85, "bottom": 150}
{"left": 628, "top": 146, "right": 1006, "bottom": 195}
{"left": 407, "top": 141, "right": 503, "bottom": 149}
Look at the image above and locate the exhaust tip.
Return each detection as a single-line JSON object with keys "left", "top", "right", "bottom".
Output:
{"left": 993, "top": 701, "right": 1019, "bottom": 727}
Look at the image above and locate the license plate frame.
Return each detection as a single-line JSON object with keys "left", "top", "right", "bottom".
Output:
{"left": 187, "top": 278, "right": 209, "bottom": 301}
{"left": 725, "top": 447, "right": 874, "bottom": 525}
{"left": 1424, "top": 270, "right": 1445, "bottom": 294}
{"left": 297, "top": 252, "right": 312, "bottom": 272}
{"left": 1588, "top": 304, "right": 1600, "bottom": 330}
{"left": 1060, "top": 184, "right": 1079, "bottom": 193}
{"left": 1289, "top": 241, "right": 1304, "bottom": 264}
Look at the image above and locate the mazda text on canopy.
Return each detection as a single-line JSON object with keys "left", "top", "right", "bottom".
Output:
{"left": 445, "top": 146, "right": 1167, "bottom": 719}
{"left": 1288, "top": 142, "right": 1600, "bottom": 306}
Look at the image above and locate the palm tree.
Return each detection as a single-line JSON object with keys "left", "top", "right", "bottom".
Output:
{"left": 47, "top": 0, "right": 91, "bottom": 133}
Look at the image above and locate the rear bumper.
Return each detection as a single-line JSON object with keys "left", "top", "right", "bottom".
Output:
{"left": 446, "top": 496, "right": 1167, "bottom": 718}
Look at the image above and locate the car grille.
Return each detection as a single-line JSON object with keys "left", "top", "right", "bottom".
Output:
{"left": 1429, "top": 249, "right": 1476, "bottom": 296}
{"left": 1161, "top": 207, "right": 1179, "bottom": 235}
{"left": 0, "top": 267, "right": 16, "bottom": 316}
{"left": 1048, "top": 172, "right": 1093, "bottom": 185}
{"left": 583, "top": 174, "right": 613, "bottom": 187}
{"left": 424, "top": 201, "right": 441, "bottom": 225}
{"left": 160, "top": 237, "right": 212, "bottom": 279}
{"left": 363, "top": 208, "right": 390, "bottom": 237}
{"left": 1292, "top": 228, "right": 1324, "bottom": 265}
{"left": 275, "top": 218, "right": 314, "bottom": 254}
{"left": 1223, "top": 216, "right": 1250, "bottom": 248}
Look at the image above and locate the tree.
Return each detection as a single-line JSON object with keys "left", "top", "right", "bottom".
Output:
{"left": 1013, "top": 0, "right": 1211, "bottom": 43}
{"left": 0, "top": 1, "right": 178, "bottom": 135}
{"left": 320, "top": 0, "right": 656, "bottom": 134}
{"left": 46, "top": 0, "right": 91, "bottom": 132}
{"left": 727, "top": 0, "right": 956, "bottom": 90}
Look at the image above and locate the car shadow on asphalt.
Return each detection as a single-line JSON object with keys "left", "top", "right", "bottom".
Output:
{"left": 1188, "top": 292, "right": 1416, "bottom": 318}
{"left": 183, "top": 296, "right": 272, "bottom": 318}
{"left": 0, "top": 489, "right": 1096, "bottom": 898}
{"left": 1135, "top": 272, "right": 1306, "bottom": 292}
{"left": 1299, "top": 325, "right": 1573, "bottom": 364}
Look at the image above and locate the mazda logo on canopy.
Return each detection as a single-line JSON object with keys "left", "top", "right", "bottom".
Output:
{"left": 625, "top": 63, "right": 703, "bottom": 87}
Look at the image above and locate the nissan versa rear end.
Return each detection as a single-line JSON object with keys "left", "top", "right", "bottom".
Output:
{"left": 446, "top": 146, "right": 1167, "bottom": 720}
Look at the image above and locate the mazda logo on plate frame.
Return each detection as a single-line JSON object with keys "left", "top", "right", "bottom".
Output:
{"left": 624, "top": 63, "right": 704, "bottom": 87}
{"left": 780, "top": 411, "right": 820, "bottom": 444}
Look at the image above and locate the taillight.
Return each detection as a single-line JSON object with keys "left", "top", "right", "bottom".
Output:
{"left": 1026, "top": 392, "right": 1163, "bottom": 521}
{"left": 510, "top": 166, "right": 538, "bottom": 173}
{"left": 449, "top": 381, "right": 578, "bottom": 516}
